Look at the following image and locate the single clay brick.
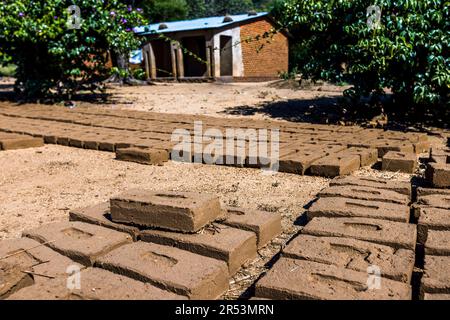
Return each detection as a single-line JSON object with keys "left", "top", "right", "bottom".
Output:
{"left": 422, "top": 255, "right": 450, "bottom": 295}
{"left": 330, "top": 176, "right": 412, "bottom": 197}
{"left": 283, "top": 235, "right": 414, "bottom": 283}
{"left": 414, "top": 140, "right": 431, "bottom": 154}
{"left": 96, "top": 242, "right": 229, "bottom": 299}
{"left": 0, "top": 135, "right": 44, "bottom": 150}
{"left": 372, "top": 139, "right": 415, "bottom": 158}
{"left": 338, "top": 147, "right": 378, "bottom": 167}
{"left": 307, "top": 197, "right": 410, "bottom": 222}
{"left": 310, "top": 154, "right": 360, "bottom": 177}
{"left": 0, "top": 237, "right": 83, "bottom": 284}
{"left": 255, "top": 258, "right": 411, "bottom": 300}
{"left": 426, "top": 163, "right": 450, "bottom": 188}
{"left": 110, "top": 190, "right": 222, "bottom": 233}
{"left": 8, "top": 268, "right": 186, "bottom": 300}
{"left": 116, "top": 147, "right": 169, "bottom": 165}
{"left": 417, "top": 187, "right": 450, "bottom": 197}
{"left": 221, "top": 207, "right": 282, "bottom": 248}
{"left": 382, "top": 151, "right": 417, "bottom": 173}
{"left": 424, "top": 293, "right": 450, "bottom": 300}
{"left": 318, "top": 185, "right": 409, "bottom": 205}
{"left": 417, "top": 207, "right": 450, "bottom": 244}
{"left": 141, "top": 224, "right": 256, "bottom": 274}
{"left": 278, "top": 149, "right": 328, "bottom": 174}
{"left": 417, "top": 195, "right": 450, "bottom": 210}
{"left": 23, "top": 221, "right": 132, "bottom": 266}
{"left": 302, "top": 217, "right": 417, "bottom": 250}
{"left": 425, "top": 230, "right": 450, "bottom": 256}
{"left": 0, "top": 262, "right": 34, "bottom": 299}
{"left": 69, "top": 202, "right": 140, "bottom": 241}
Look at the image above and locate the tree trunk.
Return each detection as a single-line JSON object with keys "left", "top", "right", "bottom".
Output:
{"left": 105, "top": 50, "right": 146, "bottom": 85}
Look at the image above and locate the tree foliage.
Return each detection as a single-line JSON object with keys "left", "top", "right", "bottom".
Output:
{"left": 140, "top": 0, "right": 188, "bottom": 22}
{"left": 275, "top": 0, "right": 449, "bottom": 109}
{"left": 0, "top": 0, "right": 147, "bottom": 99}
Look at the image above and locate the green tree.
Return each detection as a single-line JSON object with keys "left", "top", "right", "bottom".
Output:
{"left": 0, "top": 0, "right": 147, "bottom": 99}
{"left": 186, "top": 0, "right": 207, "bottom": 19}
{"left": 205, "top": 0, "right": 254, "bottom": 16}
{"left": 276, "top": 0, "right": 449, "bottom": 112}
{"left": 140, "top": 0, "right": 188, "bottom": 22}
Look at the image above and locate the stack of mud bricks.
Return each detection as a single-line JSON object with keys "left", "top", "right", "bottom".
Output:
{"left": 0, "top": 104, "right": 430, "bottom": 177}
{"left": 413, "top": 185, "right": 450, "bottom": 300}
{"left": 0, "top": 190, "right": 282, "bottom": 300}
{"left": 426, "top": 144, "right": 450, "bottom": 188}
{"left": 253, "top": 176, "right": 417, "bottom": 300}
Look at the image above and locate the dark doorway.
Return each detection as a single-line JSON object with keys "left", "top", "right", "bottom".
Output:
{"left": 220, "top": 36, "right": 233, "bottom": 76}
{"left": 152, "top": 39, "right": 173, "bottom": 78}
{"left": 181, "top": 36, "right": 207, "bottom": 77}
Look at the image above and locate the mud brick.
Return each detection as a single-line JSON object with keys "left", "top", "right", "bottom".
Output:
{"left": 382, "top": 151, "right": 417, "bottom": 173}
{"left": 430, "top": 147, "right": 450, "bottom": 163}
{"left": 417, "top": 195, "right": 450, "bottom": 210}
{"left": 0, "top": 237, "right": 83, "bottom": 284}
{"left": 23, "top": 221, "right": 132, "bottom": 266}
{"left": 279, "top": 149, "right": 327, "bottom": 174}
{"left": 96, "top": 242, "right": 229, "bottom": 299}
{"left": 426, "top": 163, "right": 450, "bottom": 188}
{"left": 368, "top": 139, "right": 414, "bottom": 157}
{"left": 0, "top": 262, "right": 34, "bottom": 299}
{"left": 141, "top": 225, "right": 256, "bottom": 274}
{"left": 255, "top": 258, "right": 411, "bottom": 300}
{"left": 307, "top": 197, "right": 410, "bottom": 222}
{"left": 98, "top": 137, "right": 116, "bottom": 152}
{"left": 0, "top": 135, "right": 44, "bottom": 150}
{"left": 416, "top": 187, "right": 450, "bottom": 197}
{"left": 417, "top": 207, "right": 450, "bottom": 244}
{"left": 424, "top": 293, "right": 450, "bottom": 300}
{"left": 116, "top": 147, "right": 169, "bottom": 165}
{"left": 220, "top": 207, "right": 281, "bottom": 248}
{"left": 414, "top": 140, "right": 431, "bottom": 154}
{"left": 337, "top": 147, "right": 378, "bottom": 167}
{"left": 330, "top": 176, "right": 412, "bottom": 197}
{"left": 318, "top": 185, "right": 409, "bottom": 205}
{"left": 56, "top": 136, "right": 70, "bottom": 146}
{"left": 283, "top": 235, "right": 414, "bottom": 283}
{"left": 302, "top": 217, "right": 417, "bottom": 250}
{"left": 110, "top": 190, "right": 222, "bottom": 233}
{"left": 69, "top": 202, "right": 140, "bottom": 241}
{"left": 8, "top": 268, "right": 185, "bottom": 300}
{"left": 425, "top": 230, "right": 450, "bottom": 256}
{"left": 310, "top": 154, "right": 360, "bottom": 177}
{"left": 422, "top": 255, "right": 450, "bottom": 295}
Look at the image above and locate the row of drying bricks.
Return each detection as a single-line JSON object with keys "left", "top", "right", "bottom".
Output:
{"left": 252, "top": 175, "right": 450, "bottom": 300}
{"left": 0, "top": 116, "right": 430, "bottom": 177}
{"left": 1, "top": 190, "right": 283, "bottom": 300}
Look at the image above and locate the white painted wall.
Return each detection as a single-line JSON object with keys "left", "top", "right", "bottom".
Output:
{"left": 212, "top": 27, "right": 244, "bottom": 77}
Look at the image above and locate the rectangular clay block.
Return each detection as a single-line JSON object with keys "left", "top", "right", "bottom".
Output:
{"left": 7, "top": 268, "right": 186, "bottom": 300}
{"left": 69, "top": 202, "right": 140, "bottom": 241}
{"left": 417, "top": 195, "right": 450, "bottom": 210}
{"left": 0, "top": 262, "right": 34, "bottom": 299}
{"left": 110, "top": 190, "right": 222, "bottom": 233}
{"left": 422, "top": 255, "right": 450, "bottom": 295}
{"left": 221, "top": 207, "right": 282, "bottom": 248}
{"left": 425, "top": 230, "right": 450, "bottom": 256}
{"left": 116, "top": 147, "right": 169, "bottom": 165}
{"left": 330, "top": 176, "right": 412, "bottom": 197}
{"left": 255, "top": 258, "right": 411, "bottom": 300}
{"left": 141, "top": 224, "right": 256, "bottom": 275}
{"left": 426, "top": 163, "right": 450, "bottom": 188}
{"left": 96, "top": 242, "right": 229, "bottom": 299}
{"left": 382, "top": 151, "right": 417, "bottom": 173}
{"left": 302, "top": 217, "right": 417, "bottom": 250}
{"left": 278, "top": 149, "right": 328, "bottom": 175}
{"left": 0, "top": 135, "right": 44, "bottom": 150}
{"left": 283, "top": 235, "right": 414, "bottom": 283}
{"left": 424, "top": 293, "right": 450, "bottom": 300}
{"left": 0, "top": 237, "right": 83, "bottom": 284}
{"left": 307, "top": 197, "right": 410, "bottom": 223}
{"left": 23, "top": 221, "right": 132, "bottom": 266}
{"left": 417, "top": 206, "right": 450, "bottom": 244}
{"left": 318, "top": 185, "right": 409, "bottom": 205}
{"left": 310, "top": 154, "right": 360, "bottom": 177}
{"left": 417, "top": 187, "right": 450, "bottom": 197}
{"left": 337, "top": 147, "right": 378, "bottom": 167}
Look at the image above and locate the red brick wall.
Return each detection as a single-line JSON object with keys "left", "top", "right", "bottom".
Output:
{"left": 239, "top": 18, "right": 289, "bottom": 79}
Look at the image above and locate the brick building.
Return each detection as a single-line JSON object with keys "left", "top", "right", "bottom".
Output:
{"left": 135, "top": 12, "right": 290, "bottom": 82}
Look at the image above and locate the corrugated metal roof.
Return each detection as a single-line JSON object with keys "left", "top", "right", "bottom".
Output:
{"left": 135, "top": 12, "right": 269, "bottom": 35}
